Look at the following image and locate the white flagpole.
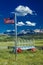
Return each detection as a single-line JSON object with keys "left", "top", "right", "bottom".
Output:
{"left": 15, "top": 13, "right": 17, "bottom": 61}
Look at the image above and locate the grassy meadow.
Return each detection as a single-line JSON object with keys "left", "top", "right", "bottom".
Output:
{"left": 0, "top": 35, "right": 43, "bottom": 65}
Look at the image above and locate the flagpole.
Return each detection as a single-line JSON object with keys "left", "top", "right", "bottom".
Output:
{"left": 15, "top": 13, "right": 17, "bottom": 61}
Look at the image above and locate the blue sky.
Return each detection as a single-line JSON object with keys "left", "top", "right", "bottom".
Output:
{"left": 0, "top": 0, "right": 43, "bottom": 33}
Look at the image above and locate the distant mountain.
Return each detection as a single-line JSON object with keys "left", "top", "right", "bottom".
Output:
{"left": 18, "top": 29, "right": 43, "bottom": 36}
{"left": 17, "top": 29, "right": 35, "bottom": 36}
{"left": 4, "top": 30, "right": 15, "bottom": 35}
{"left": 4, "top": 29, "right": 43, "bottom": 36}
{"left": 4, "top": 29, "right": 34, "bottom": 36}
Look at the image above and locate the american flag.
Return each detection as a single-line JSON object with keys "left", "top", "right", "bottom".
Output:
{"left": 4, "top": 18, "right": 14, "bottom": 24}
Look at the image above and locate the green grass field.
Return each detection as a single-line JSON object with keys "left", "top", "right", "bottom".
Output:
{"left": 0, "top": 35, "right": 43, "bottom": 65}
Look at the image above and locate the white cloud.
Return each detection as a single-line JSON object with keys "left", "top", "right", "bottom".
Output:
{"left": 6, "top": 30, "right": 11, "bottom": 32}
{"left": 17, "top": 21, "right": 25, "bottom": 26}
{"left": 16, "top": 21, "right": 36, "bottom": 26}
{"left": 26, "top": 21, "right": 36, "bottom": 26}
{"left": 15, "top": 5, "right": 37, "bottom": 16}
{"left": 6, "top": 30, "right": 15, "bottom": 32}
{"left": 34, "top": 29, "right": 40, "bottom": 33}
